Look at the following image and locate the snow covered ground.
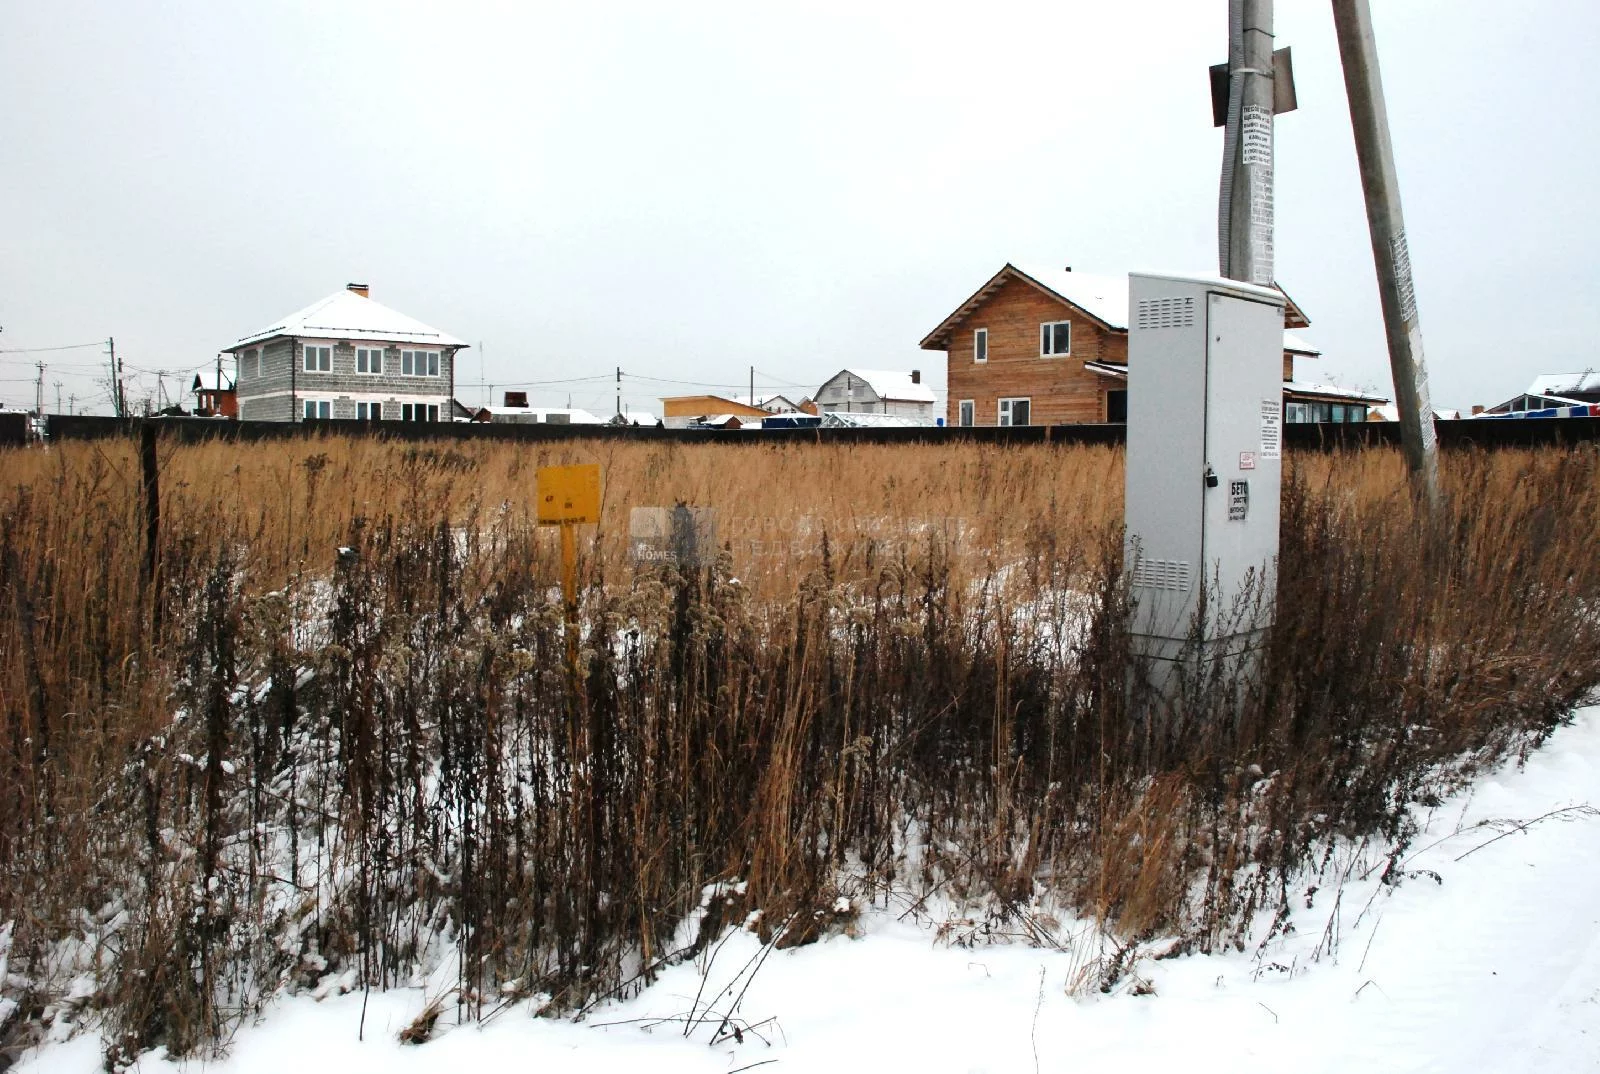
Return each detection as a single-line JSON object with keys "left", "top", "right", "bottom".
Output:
{"left": 20, "top": 706, "right": 1600, "bottom": 1074}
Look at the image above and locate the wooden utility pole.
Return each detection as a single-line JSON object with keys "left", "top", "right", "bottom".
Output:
{"left": 1331, "top": 0, "right": 1441, "bottom": 507}
{"left": 108, "top": 336, "right": 126, "bottom": 418}
{"left": 1218, "top": 0, "right": 1277, "bottom": 286}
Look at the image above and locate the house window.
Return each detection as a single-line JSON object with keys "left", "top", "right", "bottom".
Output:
{"left": 253, "top": 349, "right": 263, "bottom": 378}
{"left": 998, "top": 397, "right": 1030, "bottom": 426}
{"left": 356, "top": 347, "right": 384, "bottom": 374}
{"left": 958, "top": 400, "right": 975, "bottom": 427}
{"left": 355, "top": 401, "right": 382, "bottom": 421}
{"left": 974, "top": 328, "right": 988, "bottom": 364}
{"left": 401, "top": 403, "right": 440, "bottom": 422}
{"left": 1285, "top": 402, "right": 1310, "bottom": 423}
{"left": 303, "top": 345, "right": 331, "bottom": 372}
{"left": 303, "top": 399, "right": 331, "bottom": 420}
{"left": 1039, "top": 321, "right": 1071, "bottom": 357}
{"left": 401, "top": 350, "right": 440, "bottom": 377}
{"left": 1106, "top": 389, "right": 1127, "bottom": 424}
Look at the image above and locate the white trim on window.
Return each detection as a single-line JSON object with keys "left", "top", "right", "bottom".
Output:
{"left": 253, "top": 348, "right": 263, "bottom": 379}
{"left": 355, "top": 346, "right": 384, "bottom": 374}
{"left": 355, "top": 401, "right": 383, "bottom": 421}
{"left": 1039, "top": 321, "right": 1071, "bottom": 357}
{"left": 401, "top": 402, "right": 440, "bottom": 422}
{"left": 303, "top": 398, "right": 332, "bottom": 420}
{"left": 303, "top": 344, "right": 331, "bottom": 373}
{"left": 974, "top": 328, "right": 988, "bottom": 364}
{"left": 400, "top": 349, "right": 441, "bottom": 377}
{"left": 998, "top": 397, "right": 1031, "bottom": 427}
{"left": 958, "top": 399, "right": 975, "bottom": 427}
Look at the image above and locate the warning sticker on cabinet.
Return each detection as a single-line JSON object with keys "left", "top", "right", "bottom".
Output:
{"left": 1228, "top": 480, "right": 1250, "bottom": 521}
{"left": 1260, "top": 398, "right": 1282, "bottom": 459}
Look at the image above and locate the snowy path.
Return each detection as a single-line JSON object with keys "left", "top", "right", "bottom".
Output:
{"left": 20, "top": 706, "right": 1600, "bottom": 1074}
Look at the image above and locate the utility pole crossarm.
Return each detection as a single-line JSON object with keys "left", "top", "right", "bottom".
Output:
{"left": 1331, "top": 0, "right": 1441, "bottom": 507}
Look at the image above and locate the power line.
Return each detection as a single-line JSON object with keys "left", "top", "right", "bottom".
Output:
{"left": 0, "top": 340, "right": 106, "bottom": 354}
{"left": 454, "top": 374, "right": 615, "bottom": 389}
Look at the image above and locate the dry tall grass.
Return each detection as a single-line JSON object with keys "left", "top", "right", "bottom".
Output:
{"left": 1, "top": 433, "right": 1597, "bottom": 1063}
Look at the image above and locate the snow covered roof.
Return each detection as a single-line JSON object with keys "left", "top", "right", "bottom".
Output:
{"left": 820, "top": 411, "right": 937, "bottom": 428}
{"left": 1284, "top": 380, "right": 1389, "bottom": 404}
{"left": 1084, "top": 361, "right": 1127, "bottom": 379}
{"left": 733, "top": 393, "right": 804, "bottom": 412}
{"left": 1283, "top": 332, "right": 1321, "bottom": 356}
{"left": 920, "top": 264, "right": 1315, "bottom": 351}
{"left": 1008, "top": 265, "right": 1130, "bottom": 329}
{"left": 825, "top": 369, "right": 936, "bottom": 404}
{"left": 477, "top": 406, "right": 604, "bottom": 423}
{"left": 1523, "top": 371, "right": 1600, "bottom": 396}
{"left": 228, "top": 288, "right": 468, "bottom": 350}
{"left": 1371, "top": 404, "right": 1461, "bottom": 422}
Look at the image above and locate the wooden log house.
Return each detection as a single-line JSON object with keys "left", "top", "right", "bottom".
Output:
{"left": 921, "top": 264, "right": 1380, "bottom": 426}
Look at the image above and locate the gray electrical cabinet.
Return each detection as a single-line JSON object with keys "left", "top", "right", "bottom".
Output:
{"left": 1124, "top": 272, "right": 1287, "bottom": 677}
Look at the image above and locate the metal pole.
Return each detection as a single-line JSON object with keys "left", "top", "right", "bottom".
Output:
{"left": 1331, "top": 0, "right": 1441, "bottom": 507}
{"left": 1220, "top": 0, "right": 1276, "bottom": 286}
{"left": 615, "top": 366, "right": 621, "bottom": 419}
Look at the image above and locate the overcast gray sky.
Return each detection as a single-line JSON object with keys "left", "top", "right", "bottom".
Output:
{"left": 2, "top": 1, "right": 1596, "bottom": 417}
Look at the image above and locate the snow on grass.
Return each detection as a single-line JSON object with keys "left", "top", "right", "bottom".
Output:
{"left": 18, "top": 706, "right": 1600, "bottom": 1074}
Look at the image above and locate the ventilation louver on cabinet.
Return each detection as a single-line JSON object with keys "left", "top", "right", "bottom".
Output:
{"left": 1135, "top": 296, "right": 1196, "bottom": 329}
{"left": 1132, "top": 558, "right": 1192, "bottom": 592}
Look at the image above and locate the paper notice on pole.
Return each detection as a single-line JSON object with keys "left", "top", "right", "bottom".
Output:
{"left": 1249, "top": 167, "right": 1275, "bottom": 285}
{"left": 1391, "top": 230, "right": 1419, "bottom": 324}
{"left": 1241, "top": 105, "right": 1273, "bottom": 166}
{"left": 1260, "top": 398, "right": 1282, "bottom": 459}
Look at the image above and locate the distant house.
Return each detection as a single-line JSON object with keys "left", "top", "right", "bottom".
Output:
{"left": 473, "top": 405, "right": 605, "bottom": 425}
{"left": 661, "top": 395, "right": 773, "bottom": 429}
{"left": 812, "top": 369, "right": 936, "bottom": 422}
{"left": 919, "top": 263, "right": 1382, "bottom": 426}
{"left": 189, "top": 368, "right": 237, "bottom": 418}
{"left": 1369, "top": 403, "right": 1462, "bottom": 423}
{"left": 735, "top": 393, "right": 816, "bottom": 415}
{"left": 1475, "top": 372, "right": 1600, "bottom": 417}
{"left": 225, "top": 283, "right": 468, "bottom": 422}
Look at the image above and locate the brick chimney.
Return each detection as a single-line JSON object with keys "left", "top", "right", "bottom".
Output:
{"left": 911, "top": 369, "right": 922, "bottom": 384}
{"left": 347, "top": 282, "right": 370, "bottom": 298}
{"left": 1471, "top": 405, "right": 1485, "bottom": 416}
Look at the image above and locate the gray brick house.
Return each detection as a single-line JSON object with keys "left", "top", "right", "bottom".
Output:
{"left": 225, "top": 283, "right": 468, "bottom": 422}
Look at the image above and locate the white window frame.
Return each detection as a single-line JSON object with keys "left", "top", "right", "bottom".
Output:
{"left": 254, "top": 348, "right": 263, "bottom": 379}
{"left": 401, "top": 349, "right": 440, "bottom": 377}
{"left": 303, "top": 399, "right": 331, "bottom": 420}
{"left": 303, "top": 344, "right": 331, "bottom": 373}
{"left": 355, "top": 346, "right": 384, "bottom": 375}
{"left": 1039, "top": 321, "right": 1071, "bottom": 358}
{"left": 355, "top": 401, "right": 382, "bottom": 421}
{"left": 958, "top": 399, "right": 975, "bottom": 427}
{"left": 974, "top": 328, "right": 988, "bottom": 364}
{"left": 998, "top": 397, "right": 1031, "bottom": 427}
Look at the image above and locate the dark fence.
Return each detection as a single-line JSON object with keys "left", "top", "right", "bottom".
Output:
{"left": 0, "top": 413, "right": 29, "bottom": 447}
{"left": 36, "top": 413, "right": 1600, "bottom": 450}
